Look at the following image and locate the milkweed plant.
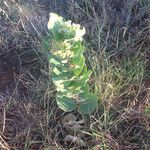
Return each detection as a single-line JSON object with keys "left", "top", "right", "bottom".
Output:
{"left": 46, "top": 13, "right": 98, "bottom": 114}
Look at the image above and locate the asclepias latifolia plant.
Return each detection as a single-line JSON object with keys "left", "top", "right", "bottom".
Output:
{"left": 46, "top": 13, "right": 98, "bottom": 114}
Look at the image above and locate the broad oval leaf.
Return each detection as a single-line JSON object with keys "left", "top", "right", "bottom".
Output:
{"left": 78, "top": 93, "right": 97, "bottom": 114}
{"left": 57, "top": 96, "right": 76, "bottom": 112}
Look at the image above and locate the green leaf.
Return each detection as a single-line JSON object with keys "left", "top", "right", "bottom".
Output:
{"left": 72, "top": 54, "right": 84, "bottom": 64}
{"left": 72, "top": 55, "right": 85, "bottom": 76}
{"left": 79, "top": 90, "right": 90, "bottom": 98}
{"left": 52, "top": 77, "right": 71, "bottom": 87}
{"left": 52, "top": 66, "right": 73, "bottom": 78}
{"left": 79, "top": 65, "right": 91, "bottom": 76}
{"left": 78, "top": 93, "right": 97, "bottom": 114}
{"left": 57, "top": 96, "right": 76, "bottom": 112}
{"left": 57, "top": 89, "right": 82, "bottom": 98}
{"left": 53, "top": 67, "right": 61, "bottom": 75}
{"left": 50, "top": 57, "right": 61, "bottom": 65}
{"left": 71, "top": 70, "right": 92, "bottom": 87}
{"left": 72, "top": 41, "right": 84, "bottom": 55}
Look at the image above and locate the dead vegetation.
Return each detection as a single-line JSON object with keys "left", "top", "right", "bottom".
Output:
{"left": 0, "top": 0, "right": 150, "bottom": 149}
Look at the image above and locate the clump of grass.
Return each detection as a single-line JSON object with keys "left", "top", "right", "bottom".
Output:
{"left": 92, "top": 52, "right": 145, "bottom": 103}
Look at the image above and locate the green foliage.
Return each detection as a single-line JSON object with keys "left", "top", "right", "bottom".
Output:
{"left": 46, "top": 13, "right": 98, "bottom": 114}
{"left": 144, "top": 105, "right": 150, "bottom": 115}
{"left": 90, "top": 52, "right": 145, "bottom": 102}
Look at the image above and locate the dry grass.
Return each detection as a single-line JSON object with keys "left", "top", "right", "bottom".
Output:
{"left": 0, "top": 0, "right": 150, "bottom": 149}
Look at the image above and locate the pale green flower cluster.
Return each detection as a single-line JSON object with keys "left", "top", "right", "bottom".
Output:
{"left": 48, "top": 13, "right": 86, "bottom": 41}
